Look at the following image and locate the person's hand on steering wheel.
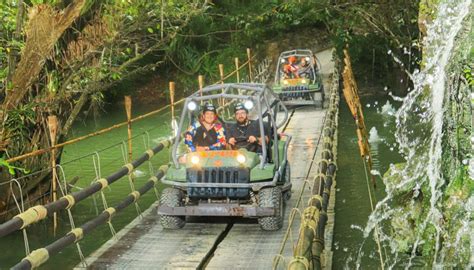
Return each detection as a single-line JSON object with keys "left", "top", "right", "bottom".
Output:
{"left": 248, "top": 135, "right": 257, "bottom": 144}
{"left": 231, "top": 136, "right": 253, "bottom": 150}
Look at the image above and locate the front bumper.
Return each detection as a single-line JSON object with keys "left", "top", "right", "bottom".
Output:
{"left": 158, "top": 203, "right": 275, "bottom": 217}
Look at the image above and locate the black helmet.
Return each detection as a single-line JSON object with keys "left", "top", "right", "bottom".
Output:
{"left": 234, "top": 103, "right": 248, "bottom": 113}
{"left": 202, "top": 103, "right": 216, "bottom": 113}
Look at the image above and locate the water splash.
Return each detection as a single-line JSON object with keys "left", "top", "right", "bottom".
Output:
{"left": 380, "top": 100, "right": 396, "bottom": 116}
{"left": 368, "top": 127, "right": 381, "bottom": 170}
{"left": 368, "top": 127, "right": 381, "bottom": 144}
{"left": 363, "top": 0, "right": 472, "bottom": 268}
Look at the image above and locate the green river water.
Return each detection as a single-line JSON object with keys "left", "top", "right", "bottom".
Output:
{"left": 0, "top": 91, "right": 403, "bottom": 269}
{"left": 334, "top": 92, "right": 404, "bottom": 268}
{"left": 1, "top": 103, "right": 178, "bottom": 269}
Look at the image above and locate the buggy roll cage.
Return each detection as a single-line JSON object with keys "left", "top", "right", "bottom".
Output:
{"left": 171, "top": 83, "right": 289, "bottom": 169}
{"left": 274, "top": 49, "right": 318, "bottom": 84}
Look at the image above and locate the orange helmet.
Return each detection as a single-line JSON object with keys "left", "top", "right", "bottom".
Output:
{"left": 288, "top": 56, "right": 297, "bottom": 63}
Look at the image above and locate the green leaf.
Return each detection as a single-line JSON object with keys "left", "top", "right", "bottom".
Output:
{"left": 147, "top": 27, "right": 154, "bottom": 33}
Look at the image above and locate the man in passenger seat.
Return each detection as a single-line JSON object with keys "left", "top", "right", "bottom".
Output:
{"left": 298, "top": 57, "right": 311, "bottom": 78}
{"left": 227, "top": 103, "right": 269, "bottom": 153}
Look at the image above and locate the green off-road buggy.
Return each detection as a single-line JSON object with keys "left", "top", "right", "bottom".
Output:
{"left": 272, "top": 49, "right": 324, "bottom": 108}
{"left": 158, "top": 83, "right": 292, "bottom": 231}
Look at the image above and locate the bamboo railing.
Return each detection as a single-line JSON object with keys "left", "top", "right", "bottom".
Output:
{"left": 6, "top": 49, "right": 256, "bottom": 164}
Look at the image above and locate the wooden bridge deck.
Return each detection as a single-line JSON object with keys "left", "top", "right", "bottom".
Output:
{"left": 76, "top": 48, "right": 334, "bottom": 270}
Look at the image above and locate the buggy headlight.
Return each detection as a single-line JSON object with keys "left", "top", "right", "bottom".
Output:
{"left": 280, "top": 59, "right": 286, "bottom": 63}
{"left": 301, "top": 79, "right": 307, "bottom": 84}
{"left": 305, "top": 56, "right": 310, "bottom": 61}
{"left": 190, "top": 155, "right": 200, "bottom": 165}
{"left": 187, "top": 101, "right": 197, "bottom": 111}
{"left": 236, "top": 154, "right": 246, "bottom": 164}
{"left": 283, "top": 80, "right": 289, "bottom": 85}
{"left": 244, "top": 100, "right": 254, "bottom": 110}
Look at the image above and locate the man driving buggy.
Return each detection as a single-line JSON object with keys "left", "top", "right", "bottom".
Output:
{"left": 184, "top": 103, "right": 226, "bottom": 152}
{"left": 227, "top": 103, "right": 269, "bottom": 153}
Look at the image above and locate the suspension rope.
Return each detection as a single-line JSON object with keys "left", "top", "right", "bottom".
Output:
{"left": 9, "top": 179, "right": 31, "bottom": 256}
{"left": 56, "top": 164, "right": 87, "bottom": 267}
{"left": 143, "top": 132, "right": 159, "bottom": 200}
{"left": 92, "top": 151, "right": 117, "bottom": 239}
{"left": 60, "top": 123, "right": 164, "bottom": 166}
{"left": 362, "top": 158, "right": 386, "bottom": 270}
{"left": 91, "top": 155, "right": 101, "bottom": 216}
{"left": 121, "top": 141, "right": 142, "bottom": 217}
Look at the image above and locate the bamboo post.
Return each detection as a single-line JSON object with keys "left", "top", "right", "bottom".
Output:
{"left": 219, "top": 64, "right": 225, "bottom": 84}
{"left": 169, "top": 81, "right": 175, "bottom": 120}
{"left": 219, "top": 64, "right": 225, "bottom": 106}
{"left": 235, "top": 57, "right": 242, "bottom": 95}
{"left": 247, "top": 48, "right": 253, "bottom": 82}
{"left": 125, "top": 96, "right": 133, "bottom": 162}
{"left": 198, "top": 75, "right": 204, "bottom": 105}
{"left": 160, "top": 0, "right": 164, "bottom": 40}
{"left": 47, "top": 115, "right": 58, "bottom": 235}
{"left": 198, "top": 75, "right": 204, "bottom": 96}
{"left": 234, "top": 57, "right": 240, "bottom": 83}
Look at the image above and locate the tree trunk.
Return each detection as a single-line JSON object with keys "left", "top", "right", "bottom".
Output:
{"left": 2, "top": 0, "right": 86, "bottom": 111}
{"left": 6, "top": 0, "right": 25, "bottom": 84}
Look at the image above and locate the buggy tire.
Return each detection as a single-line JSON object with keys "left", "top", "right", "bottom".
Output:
{"left": 283, "top": 163, "right": 291, "bottom": 201}
{"left": 313, "top": 91, "right": 323, "bottom": 108}
{"left": 159, "top": 188, "right": 185, "bottom": 229}
{"left": 258, "top": 187, "right": 283, "bottom": 231}
{"left": 283, "top": 162, "right": 291, "bottom": 183}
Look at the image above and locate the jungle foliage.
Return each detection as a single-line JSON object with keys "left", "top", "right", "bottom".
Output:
{"left": 0, "top": 0, "right": 421, "bottom": 164}
{"left": 0, "top": 0, "right": 207, "bottom": 215}
{"left": 0, "top": 0, "right": 421, "bottom": 217}
{"left": 2, "top": 0, "right": 471, "bottom": 267}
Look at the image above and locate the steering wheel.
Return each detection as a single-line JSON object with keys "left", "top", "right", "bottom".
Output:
{"left": 233, "top": 136, "right": 258, "bottom": 152}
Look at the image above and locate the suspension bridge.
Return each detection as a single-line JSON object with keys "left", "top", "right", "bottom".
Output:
{"left": 0, "top": 48, "right": 351, "bottom": 270}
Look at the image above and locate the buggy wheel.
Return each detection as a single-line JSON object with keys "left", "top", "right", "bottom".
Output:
{"left": 159, "top": 188, "right": 186, "bottom": 229}
{"left": 258, "top": 187, "right": 283, "bottom": 231}
{"left": 313, "top": 91, "right": 324, "bottom": 108}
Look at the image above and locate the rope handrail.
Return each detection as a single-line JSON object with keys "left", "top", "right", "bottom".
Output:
{"left": 6, "top": 101, "right": 184, "bottom": 163}
{"left": 211, "top": 56, "right": 256, "bottom": 85}
{"left": 0, "top": 138, "right": 173, "bottom": 238}
{"left": 287, "top": 111, "right": 338, "bottom": 270}
{"left": 11, "top": 166, "right": 168, "bottom": 270}
{"left": 276, "top": 56, "right": 340, "bottom": 270}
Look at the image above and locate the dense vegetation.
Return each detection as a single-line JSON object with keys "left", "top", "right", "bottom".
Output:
{"left": 0, "top": 0, "right": 421, "bottom": 183}
{"left": 0, "top": 0, "right": 471, "bottom": 267}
